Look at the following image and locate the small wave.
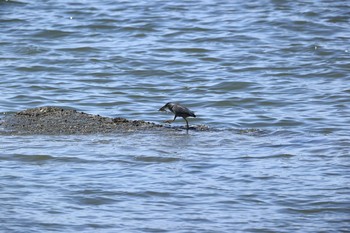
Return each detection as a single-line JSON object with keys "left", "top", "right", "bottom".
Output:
{"left": 134, "top": 155, "right": 180, "bottom": 163}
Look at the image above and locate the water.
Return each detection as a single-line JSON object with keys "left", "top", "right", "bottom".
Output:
{"left": 1, "top": 0, "right": 349, "bottom": 232}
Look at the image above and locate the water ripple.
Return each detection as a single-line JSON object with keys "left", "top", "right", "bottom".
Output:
{"left": 1, "top": 0, "right": 349, "bottom": 232}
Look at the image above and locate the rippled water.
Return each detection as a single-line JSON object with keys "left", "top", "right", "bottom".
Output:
{"left": 1, "top": 0, "right": 349, "bottom": 232}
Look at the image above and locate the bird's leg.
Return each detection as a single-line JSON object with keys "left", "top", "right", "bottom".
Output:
{"left": 164, "top": 115, "right": 177, "bottom": 124}
{"left": 184, "top": 118, "right": 189, "bottom": 129}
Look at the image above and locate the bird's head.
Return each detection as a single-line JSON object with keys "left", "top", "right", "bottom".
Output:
{"left": 159, "top": 102, "right": 174, "bottom": 112}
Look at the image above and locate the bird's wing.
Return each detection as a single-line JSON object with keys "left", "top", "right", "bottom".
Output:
{"left": 174, "top": 105, "right": 196, "bottom": 117}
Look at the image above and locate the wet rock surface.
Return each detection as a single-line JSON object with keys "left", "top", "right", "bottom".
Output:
{"left": 1, "top": 106, "right": 209, "bottom": 134}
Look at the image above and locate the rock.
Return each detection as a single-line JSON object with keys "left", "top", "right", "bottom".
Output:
{"left": 1, "top": 106, "right": 208, "bottom": 135}
{"left": 2, "top": 106, "right": 162, "bottom": 134}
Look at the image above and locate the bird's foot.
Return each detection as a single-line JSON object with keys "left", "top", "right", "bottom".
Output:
{"left": 163, "top": 120, "right": 173, "bottom": 124}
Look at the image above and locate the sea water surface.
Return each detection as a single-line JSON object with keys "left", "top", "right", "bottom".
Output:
{"left": 1, "top": 0, "right": 349, "bottom": 232}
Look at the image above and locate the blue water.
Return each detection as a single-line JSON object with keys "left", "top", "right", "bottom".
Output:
{"left": 1, "top": 0, "right": 349, "bottom": 232}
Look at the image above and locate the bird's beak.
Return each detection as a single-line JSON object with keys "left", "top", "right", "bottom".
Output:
{"left": 159, "top": 104, "right": 168, "bottom": 111}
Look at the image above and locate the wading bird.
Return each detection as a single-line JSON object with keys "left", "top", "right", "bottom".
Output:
{"left": 159, "top": 102, "right": 196, "bottom": 129}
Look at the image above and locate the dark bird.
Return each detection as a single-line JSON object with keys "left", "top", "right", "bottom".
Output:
{"left": 159, "top": 102, "right": 196, "bottom": 129}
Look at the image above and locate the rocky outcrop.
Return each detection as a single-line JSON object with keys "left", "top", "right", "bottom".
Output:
{"left": 1, "top": 106, "right": 208, "bottom": 134}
